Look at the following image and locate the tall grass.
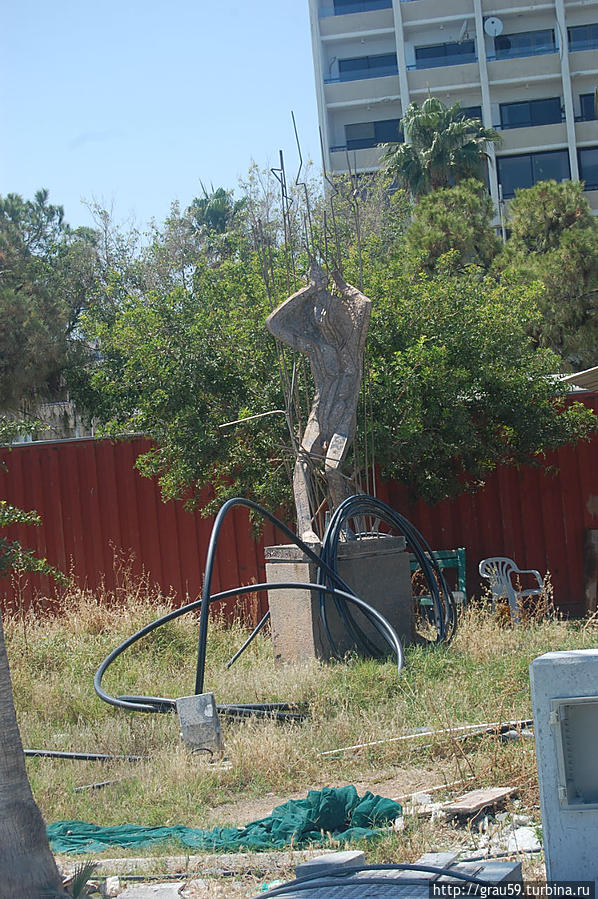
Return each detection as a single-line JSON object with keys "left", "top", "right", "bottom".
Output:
{"left": 5, "top": 573, "right": 597, "bottom": 861}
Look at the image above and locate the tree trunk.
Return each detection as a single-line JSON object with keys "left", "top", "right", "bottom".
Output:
{"left": 0, "top": 615, "right": 66, "bottom": 898}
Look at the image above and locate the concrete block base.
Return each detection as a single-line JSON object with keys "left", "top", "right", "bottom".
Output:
{"left": 176, "top": 692, "right": 223, "bottom": 754}
{"left": 264, "top": 536, "right": 413, "bottom": 664}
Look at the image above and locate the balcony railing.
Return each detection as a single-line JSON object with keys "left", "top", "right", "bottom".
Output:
{"left": 568, "top": 37, "right": 598, "bottom": 52}
{"left": 319, "top": 0, "right": 391, "bottom": 16}
{"left": 331, "top": 139, "right": 402, "bottom": 152}
{"left": 487, "top": 46, "right": 557, "bottom": 61}
{"left": 324, "top": 66, "right": 399, "bottom": 83}
{"left": 408, "top": 55, "right": 477, "bottom": 70}
{"left": 497, "top": 113, "right": 565, "bottom": 130}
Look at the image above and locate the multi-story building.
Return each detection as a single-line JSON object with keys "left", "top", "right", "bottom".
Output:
{"left": 307, "top": 0, "right": 598, "bottom": 211}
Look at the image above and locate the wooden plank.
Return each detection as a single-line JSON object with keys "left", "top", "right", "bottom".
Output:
{"left": 443, "top": 786, "right": 516, "bottom": 817}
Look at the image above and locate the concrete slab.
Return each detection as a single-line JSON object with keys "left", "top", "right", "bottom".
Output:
{"left": 254, "top": 851, "right": 522, "bottom": 898}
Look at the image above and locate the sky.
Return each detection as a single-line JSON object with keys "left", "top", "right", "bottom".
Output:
{"left": 1, "top": 1, "right": 321, "bottom": 231}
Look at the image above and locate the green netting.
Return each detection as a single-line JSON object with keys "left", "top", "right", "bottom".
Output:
{"left": 48, "top": 786, "right": 402, "bottom": 854}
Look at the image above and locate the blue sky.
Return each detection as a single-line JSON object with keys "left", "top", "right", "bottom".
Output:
{"left": 1, "top": 1, "right": 321, "bottom": 230}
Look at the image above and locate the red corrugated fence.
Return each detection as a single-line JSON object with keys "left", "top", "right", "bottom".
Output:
{"left": 2, "top": 393, "right": 597, "bottom": 618}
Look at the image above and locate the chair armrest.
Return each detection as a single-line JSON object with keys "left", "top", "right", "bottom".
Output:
{"left": 514, "top": 568, "right": 544, "bottom": 588}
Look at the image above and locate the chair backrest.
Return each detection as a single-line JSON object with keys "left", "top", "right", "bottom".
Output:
{"left": 478, "top": 556, "right": 518, "bottom": 599}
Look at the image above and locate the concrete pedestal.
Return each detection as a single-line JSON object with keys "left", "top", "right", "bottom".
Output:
{"left": 264, "top": 536, "right": 413, "bottom": 663}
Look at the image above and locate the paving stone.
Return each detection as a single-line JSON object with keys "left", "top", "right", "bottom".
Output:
{"left": 117, "top": 884, "right": 184, "bottom": 899}
{"left": 296, "top": 850, "right": 366, "bottom": 878}
{"left": 101, "top": 876, "right": 121, "bottom": 898}
{"left": 506, "top": 825, "right": 542, "bottom": 853}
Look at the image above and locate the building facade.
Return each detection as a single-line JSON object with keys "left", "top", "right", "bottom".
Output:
{"left": 308, "top": 0, "right": 598, "bottom": 210}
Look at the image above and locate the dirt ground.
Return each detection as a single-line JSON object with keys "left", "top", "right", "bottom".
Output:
{"left": 209, "top": 765, "right": 445, "bottom": 826}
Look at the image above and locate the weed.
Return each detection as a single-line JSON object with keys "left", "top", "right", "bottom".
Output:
{"left": 4, "top": 579, "right": 593, "bottom": 857}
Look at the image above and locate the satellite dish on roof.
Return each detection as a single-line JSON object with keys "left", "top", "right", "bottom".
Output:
{"left": 484, "top": 16, "right": 503, "bottom": 37}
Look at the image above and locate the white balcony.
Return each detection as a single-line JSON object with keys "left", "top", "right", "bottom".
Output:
{"left": 498, "top": 122, "right": 567, "bottom": 153}
{"left": 408, "top": 60, "right": 480, "bottom": 94}
{"left": 329, "top": 145, "right": 385, "bottom": 172}
{"left": 324, "top": 73, "right": 401, "bottom": 106}
{"left": 481, "top": 0, "right": 553, "bottom": 14}
{"left": 576, "top": 121, "right": 598, "bottom": 144}
{"left": 319, "top": 7, "right": 394, "bottom": 38}
{"left": 400, "top": 0, "right": 472, "bottom": 25}
{"left": 487, "top": 51, "right": 561, "bottom": 85}
{"left": 585, "top": 189, "right": 598, "bottom": 213}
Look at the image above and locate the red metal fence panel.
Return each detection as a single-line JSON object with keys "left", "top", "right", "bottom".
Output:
{"left": 2, "top": 393, "right": 597, "bottom": 619}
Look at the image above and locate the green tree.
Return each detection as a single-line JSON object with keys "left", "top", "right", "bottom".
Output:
{"left": 0, "top": 190, "right": 100, "bottom": 408}
{"left": 77, "top": 252, "right": 294, "bottom": 515}
{"left": 364, "top": 262, "right": 596, "bottom": 503}
{"left": 402, "top": 179, "right": 501, "bottom": 273}
{"left": 75, "top": 189, "right": 597, "bottom": 514}
{"left": 496, "top": 180, "right": 598, "bottom": 368}
{"left": 383, "top": 98, "right": 501, "bottom": 197}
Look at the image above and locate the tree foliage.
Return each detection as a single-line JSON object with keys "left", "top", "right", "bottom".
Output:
{"left": 496, "top": 180, "right": 598, "bottom": 368}
{"left": 364, "top": 261, "right": 594, "bottom": 501}
{"left": 0, "top": 190, "right": 100, "bottom": 408}
{"left": 402, "top": 179, "right": 501, "bottom": 273}
{"left": 383, "top": 98, "right": 501, "bottom": 197}
{"left": 69, "top": 170, "right": 597, "bottom": 513}
{"left": 5, "top": 161, "right": 597, "bottom": 518}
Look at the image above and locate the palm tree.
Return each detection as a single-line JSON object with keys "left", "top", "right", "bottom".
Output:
{"left": 0, "top": 427, "right": 68, "bottom": 897}
{"left": 0, "top": 615, "right": 67, "bottom": 897}
{"left": 383, "top": 97, "right": 501, "bottom": 197}
{"left": 188, "top": 185, "right": 246, "bottom": 235}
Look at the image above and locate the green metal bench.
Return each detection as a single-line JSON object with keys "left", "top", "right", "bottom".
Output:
{"left": 409, "top": 548, "right": 467, "bottom": 611}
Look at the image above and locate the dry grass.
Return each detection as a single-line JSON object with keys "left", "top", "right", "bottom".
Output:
{"left": 5, "top": 573, "right": 597, "bottom": 870}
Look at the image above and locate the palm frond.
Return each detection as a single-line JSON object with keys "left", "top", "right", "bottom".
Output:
{"left": 64, "top": 861, "right": 97, "bottom": 898}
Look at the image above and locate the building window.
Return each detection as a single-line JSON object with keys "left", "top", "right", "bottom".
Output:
{"left": 459, "top": 105, "right": 483, "bottom": 122}
{"left": 579, "top": 148, "right": 598, "bottom": 190}
{"left": 499, "top": 97, "right": 562, "bottom": 130}
{"left": 337, "top": 53, "right": 398, "bottom": 82}
{"left": 414, "top": 40, "right": 476, "bottom": 70}
{"left": 494, "top": 29, "right": 555, "bottom": 60}
{"left": 568, "top": 23, "right": 598, "bottom": 52}
{"left": 579, "top": 93, "right": 597, "bottom": 122}
{"left": 343, "top": 119, "right": 402, "bottom": 151}
{"left": 497, "top": 150, "right": 571, "bottom": 198}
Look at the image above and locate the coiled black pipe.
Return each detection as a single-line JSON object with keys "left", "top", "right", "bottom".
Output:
{"left": 94, "top": 496, "right": 456, "bottom": 719}
{"left": 94, "top": 580, "right": 405, "bottom": 714}
{"left": 318, "top": 495, "right": 456, "bottom": 658}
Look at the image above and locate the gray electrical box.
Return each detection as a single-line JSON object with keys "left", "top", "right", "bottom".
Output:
{"left": 530, "top": 649, "right": 598, "bottom": 883}
{"left": 551, "top": 696, "right": 598, "bottom": 809}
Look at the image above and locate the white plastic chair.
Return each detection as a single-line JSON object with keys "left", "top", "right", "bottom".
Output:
{"left": 478, "top": 556, "right": 544, "bottom": 622}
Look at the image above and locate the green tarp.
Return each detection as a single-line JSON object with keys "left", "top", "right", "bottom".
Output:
{"left": 48, "top": 786, "right": 402, "bottom": 854}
